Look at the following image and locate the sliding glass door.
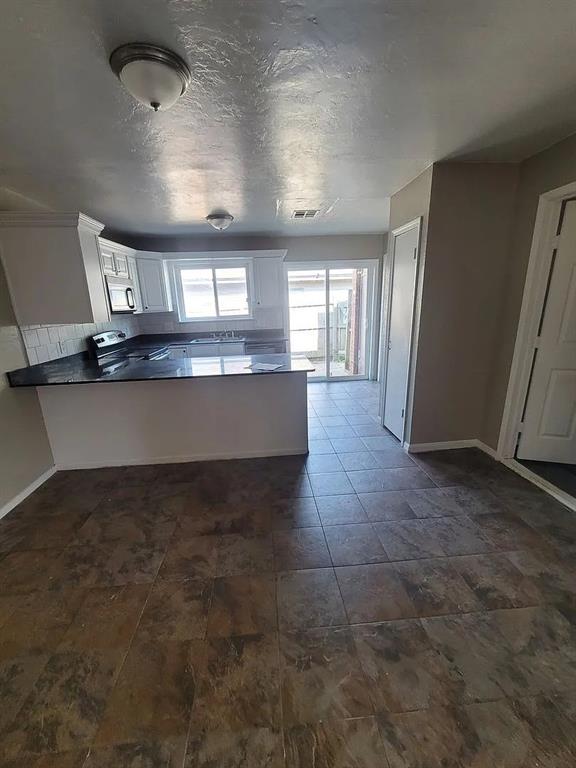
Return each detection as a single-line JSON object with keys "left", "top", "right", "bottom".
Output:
{"left": 287, "top": 262, "right": 376, "bottom": 380}
{"left": 287, "top": 269, "right": 327, "bottom": 378}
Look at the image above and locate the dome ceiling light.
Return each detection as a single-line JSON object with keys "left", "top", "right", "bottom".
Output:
{"left": 206, "top": 212, "right": 234, "bottom": 231}
{"left": 110, "top": 43, "right": 191, "bottom": 112}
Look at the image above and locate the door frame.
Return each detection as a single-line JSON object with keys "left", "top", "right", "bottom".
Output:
{"left": 498, "top": 179, "right": 576, "bottom": 459}
{"left": 379, "top": 217, "right": 423, "bottom": 445}
{"left": 284, "top": 260, "right": 379, "bottom": 381}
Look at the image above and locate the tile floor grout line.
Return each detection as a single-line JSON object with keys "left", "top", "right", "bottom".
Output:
{"left": 268, "top": 597, "right": 559, "bottom": 635}
{"left": 78, "top": 578, "right": 157, "bottom": 756}
{"left": 266, "top": 541, "right": 556, "bottom": 571}
{"left": 318, "top": 518, "right": 354, "bottom": 627}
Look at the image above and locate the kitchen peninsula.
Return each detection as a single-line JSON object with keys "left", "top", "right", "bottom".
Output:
{"left": 8, "top": 339, "right": 314, "bottom": 469}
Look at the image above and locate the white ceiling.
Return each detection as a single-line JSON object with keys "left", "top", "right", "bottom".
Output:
{"left": 2, "top": 0, "right": 576, "bottom": 237}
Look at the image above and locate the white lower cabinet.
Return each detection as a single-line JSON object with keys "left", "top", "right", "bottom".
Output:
{"left": 220, "top": 342, "right": 245, "bottom": 355}
{"left": 168, "top": 346, "right": 189, "bottom": 360}
{"left": 187, "top": 343, "right": 220, "bottom": 357}
{"left": 168, "top": 342, "right": 246, "bottom": 358}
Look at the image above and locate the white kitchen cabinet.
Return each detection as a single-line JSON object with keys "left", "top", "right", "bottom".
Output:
{"left": 188, "top": 343, "right": 220, "bottom": 357}
{"left": 168, "top": 346, "right": 189, "bottom": 359}
{"left": 99, "top": 238, "right": 134, "bottom": 279}
{"left": 113, "top": 252, "right": 130, "bottom": 278}
{"left": 127, "top": 256, "right": 143, "bottom": 312}
{"left": 185, "top": 342, "right": 246, "bottom": 357}
{"left": 220, "top": 342, "right": 245, "bottom": 356}
{"left": 137, "top": 255, "right": 172, "bottom": 313}
{"left": 0, "top": 212, "right": 110, "bottom": 325}
{"left": 255, "top": 257, "right": 284, "bottom": 307}
{"left": 100, "top": 248, "right": 116, "bottom": 276}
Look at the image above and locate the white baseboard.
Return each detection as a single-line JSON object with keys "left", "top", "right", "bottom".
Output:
{"left": 405, "top": 439, "right": 498, "bottom": 459}
{"left": 55, "top": 447, "right": 308, "bottom": 471}
{"left": 503, "top": 459, "right": 576, "bottom": 512}
{"left": 0, "top": 466, "right": 56, "bottom": 521}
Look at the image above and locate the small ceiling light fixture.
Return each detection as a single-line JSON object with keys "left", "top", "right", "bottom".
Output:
{"left": 110, "top": 43, "right": 191, "bottom": 112}
{"left": 206, "top": 212, "right": 234, "bottom": 231}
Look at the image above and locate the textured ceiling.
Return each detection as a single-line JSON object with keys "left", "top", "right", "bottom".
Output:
{"left": 1, "top": 0, "right": 576, "bottom": 237}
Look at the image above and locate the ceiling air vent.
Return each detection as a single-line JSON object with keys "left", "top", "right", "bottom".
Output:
{"left": 292, "top": 209, "right": 319, "bottom": 220}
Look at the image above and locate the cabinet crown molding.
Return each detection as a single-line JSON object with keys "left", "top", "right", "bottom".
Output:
{"left": 0, "top": 211, "right": 104, "bottom": 234}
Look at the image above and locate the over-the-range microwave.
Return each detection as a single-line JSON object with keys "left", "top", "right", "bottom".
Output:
{"left": 106, "top": 275, "right": 136, "bottom": 314}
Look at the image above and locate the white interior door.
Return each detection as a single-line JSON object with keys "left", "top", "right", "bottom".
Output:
{"left": 517, "top": 200, "right": 576, "bottom": 463}
{"left": 383, "top": 222, "right": 420, "bottom": 441}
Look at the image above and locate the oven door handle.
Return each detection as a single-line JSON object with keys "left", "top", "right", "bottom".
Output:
{"left": 125, "top": 288, "right": 135, "bottom": 309}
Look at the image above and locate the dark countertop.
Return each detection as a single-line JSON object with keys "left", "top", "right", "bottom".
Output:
{"left": 7, "top": 353, "right": 314, "bottom": 387}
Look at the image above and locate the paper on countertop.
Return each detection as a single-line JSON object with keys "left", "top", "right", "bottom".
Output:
{"left": 246, "top": 362, "right": 284, "bottom": 371}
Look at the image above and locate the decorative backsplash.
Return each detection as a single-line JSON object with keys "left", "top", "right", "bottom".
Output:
{"left": 19, "top": 306, "right": 284, "bottom": 366}
{"left": 20, "top": 317, "right": 140, "bottom": 364}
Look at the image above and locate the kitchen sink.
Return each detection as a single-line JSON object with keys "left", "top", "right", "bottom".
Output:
{"left": 189, "top": 337, "right": 245, "bottom": 343}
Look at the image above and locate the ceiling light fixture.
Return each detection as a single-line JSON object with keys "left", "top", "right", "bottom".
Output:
{"left": 206, "top": 212, "right": 234, "bottom": 231}
{"left": 110, "top": 43, "right": 191, "bottom": 112}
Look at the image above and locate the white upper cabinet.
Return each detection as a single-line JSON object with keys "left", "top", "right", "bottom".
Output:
{"left": 127, "top": 256, "right": 143, "bottom": 312}
{"left": 113, "top": 252, "right": 129, "bottom": 278}
{"left": 255, "top": 256, "right": 284, "bottom": 308}
{"left": 0, "top": 212, "right": 110, "bottom": 325}
{"left": 136, "top": 254, "right": 172, "bottom": 313}
{"left": 100, "top": 248, "right": 116, "bottom": 275}
{"left": 98, "top": 238, "right": 134, "bottom": 278}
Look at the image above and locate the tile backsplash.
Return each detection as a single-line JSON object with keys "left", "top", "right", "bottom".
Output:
{"left": 19, "top": 306, "right": 284, "bottom": 366}
{"left": 20, "top": 317, "right": 140, "bottom": 364}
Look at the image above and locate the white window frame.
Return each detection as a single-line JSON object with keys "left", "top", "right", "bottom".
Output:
{"left": 171, "top": 258, "right": 255, "bottom": 323}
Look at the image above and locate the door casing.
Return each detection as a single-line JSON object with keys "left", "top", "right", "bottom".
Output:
{"left": 498, "top": 179, "right": 576, "bottom": 459}
{"left": 379, "top": 217, "right": 423, "bottom": 445}
{"left": 516, "top": 199, "right": 576, "bottom": 462}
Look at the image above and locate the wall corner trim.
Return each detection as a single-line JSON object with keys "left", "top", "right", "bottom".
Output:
{"left": 0, "top": 465, "right": 56, "bottom": 521}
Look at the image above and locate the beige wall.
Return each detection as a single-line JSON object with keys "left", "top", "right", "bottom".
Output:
{"left": 0, "top": 260, "right": 53, "bottom": 511}
{"left": 410, "top": 163, "right": 520, "bottom": 445}
{"left": 483, "top": 132, "right": 576, "bottom": 448}
{"left": 389, "top": 166, "right": 433, "bottom": 254}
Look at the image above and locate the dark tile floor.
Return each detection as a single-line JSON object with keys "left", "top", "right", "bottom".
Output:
{"left": 0, "top": 380, "right": 575, "bottom": 766}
